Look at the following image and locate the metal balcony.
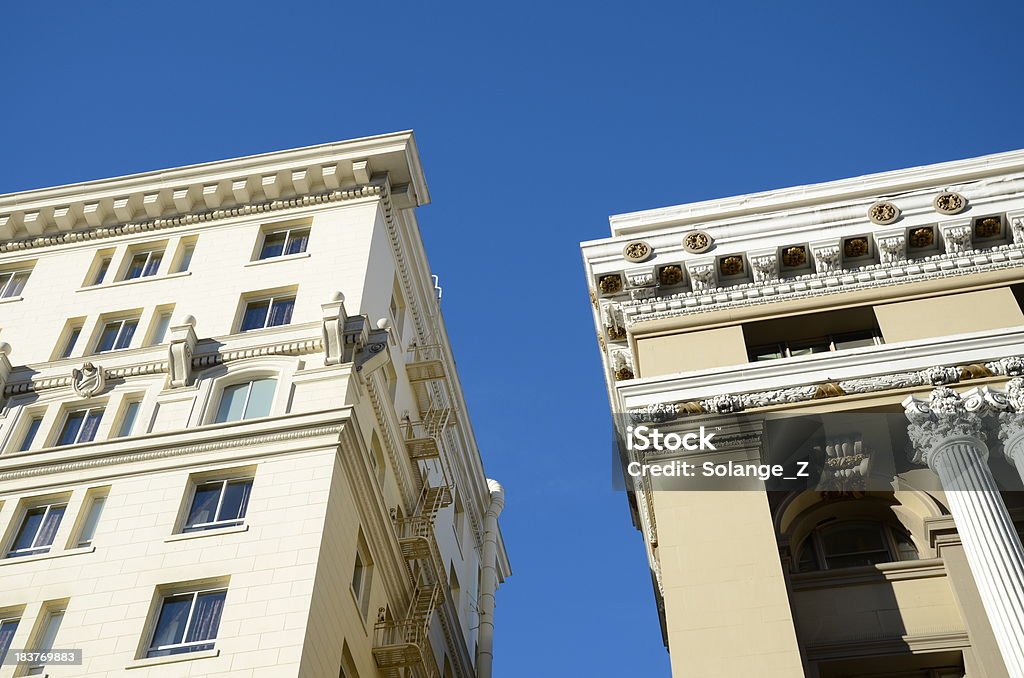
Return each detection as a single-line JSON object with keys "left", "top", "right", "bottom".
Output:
{"left": 406, "top": 343, "right": 447, "bottom": 383}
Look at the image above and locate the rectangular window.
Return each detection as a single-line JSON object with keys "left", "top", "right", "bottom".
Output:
{"left": 214, "top": 378, "right": 276, "bottom": 423}
{"left": 8, "top": 503, "right": 66, "bottom": 557}
{"left": 147, "top": 589, "right": 226, "bottom": 657}
{"left": 60, "top": 326, "right": 82, "bottom": 359}
{"left": 76, "top": 495, "right": 106, "bottom": 548}
{"left": 175, "top": 244, "right": 195, "bottom": 273}
{"left": 0, "top": 618, "right": 19, "bottom": 663}
{"left": 150, "top": 312, "right": 173, "bottom": 345}
{"left": 183, "top": 478, "right": 253, "bottom": 532}
{"left": 96, "top": 318, "right": 139, "bottom": 352}
{"left": 124, "top": 250, "right": 164, "bottom": 280}
{"left": 57, "top": 407, "right": 104, "bottom": 446}
{"left": 0, "top": 269, "right": 30, "bottom": 298}
{"left": 258, "top": 227, "right": 309, "bottom": 260}
{"left": 117, "top": 400, "right": 142, "bottom": 437}
{"left": 351, "top": 533, "right": 373, "bottom": 618}
{"left": 26, "top": 608, "right": 64, "bottom": 675}
{"left": 19, "top": 417, "right": 43, "bottom": 452}
{"left": 743, "top": 306, "right": 882, "bottom": 362}
{"left": 93, "top": 257, "right": 112, "bottom": 286}
{"left": 240, "top": 296, "right": 295, "bottom": 331}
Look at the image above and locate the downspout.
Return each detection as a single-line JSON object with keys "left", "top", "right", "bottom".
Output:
{"left": 477, "top": 478, "right": 505, "bottom": 678}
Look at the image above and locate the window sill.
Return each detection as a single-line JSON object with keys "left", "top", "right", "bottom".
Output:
{"left": 0, "top": 545, "right": 95, "bottom": 567}
{"left": 165, "top": 524, "right": 249, "bottom": 542}
{"left": 244, "top": 252, "right": 310, "bottom": 268}
{"left": 0, "top": 295, "right": 23, "bottom": 305}
{"left": 78, "top": 270, "right": 191, "bottom": 292}
{"left": 125, "top": 649, "right": 219, "bottom": 670}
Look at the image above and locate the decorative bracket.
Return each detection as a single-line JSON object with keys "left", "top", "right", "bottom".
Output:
{"left": 748, "top": 249, "right": 779, "bottom": 283}
{"left": 321, "top": 292, "right": 349, "bottom": 366}
{"left": 940, "top": 219, "right": 973, "bottom": 254}
{"left": 809, "top": 239, "right": 842, "bottom": 274}
{"left": 167, "top": 315, "right": 198, "bottom": 388}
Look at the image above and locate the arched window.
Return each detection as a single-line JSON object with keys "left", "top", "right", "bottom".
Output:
{"left": 795, "top": 520, "right": 918, "bottom": 572}
{"left": 214, "top": 378, "right": 277, "bottom": 423}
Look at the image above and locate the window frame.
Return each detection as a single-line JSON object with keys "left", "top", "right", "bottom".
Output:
{"left": 0, "top": 268, "right": 31, "bottom": 299}
{"left": 122, "top": 248, "right": 165, "bottom": 281}
{"left": 0, "top": 616, "right": 20, "bottom": 662}
{"left": 95, "top": 317, "right": 140, "bottom": 353}
{"left": 145, "top": 587, "right": 227, "bottom": 658}
{"left": 212, "top": 377, "right": 277, "bottom": 423}
{"left": 256, "top": 226, "right": 310, "bottom": 261}
{"left": 239, "top": 295, "right": 296, "bottom": 332}
{"left": 7, "top": 502, "right": 68, "bottom": 558}
{"left": 794, "top": 519, "right": 919, "bottom": 573}
{"left": 55, "top": 406, "right": 105, "bottom": 447}
{"left": 181, "top": 477, "right": 254, "bottom": 533}
{"left": 748, "top": 330, "right": 883, "bottom": 362}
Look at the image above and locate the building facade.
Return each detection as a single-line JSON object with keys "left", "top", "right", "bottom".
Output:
{"left": 582, "top": 150, "right": 1024, "bottom": 677}
{"left": 0, "top": 132, "right": 510, "bottom": 678}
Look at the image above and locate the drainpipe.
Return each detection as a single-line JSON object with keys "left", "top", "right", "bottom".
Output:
{"left": 477, "top": 478, "right": 505, "bottom": 678}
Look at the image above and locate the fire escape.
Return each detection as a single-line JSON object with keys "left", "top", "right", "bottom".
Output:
{"left": 373, "top": 342, "right": 456, "bottom": 678}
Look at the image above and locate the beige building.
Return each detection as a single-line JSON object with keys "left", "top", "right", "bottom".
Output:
{"left": 0, "top": 132, "right": 509, "bottom": 678}
{"left": 582, "top": 150, "right": 1024, "bottom": 677}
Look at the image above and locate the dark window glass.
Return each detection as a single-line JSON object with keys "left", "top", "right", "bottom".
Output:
{"left": 60, "top": 327, "right": 82, "bottom": 359}
{"left": 97, "top": 320, "right": 138, "bottom": 352}
{"left": 184, "top": 479, "right": 253, "bottom": 531}
{"left": 267, "top": 298, "right": 294, "bottom": 327}
{"left": 58, "top": 408, "right": 104, "bottom": 446}
{"left": 19, "top": 417, "right": 42, "bottom": 451}
{"left": 0, "top": 271, "right": 30, "bottom": 298}
{"left": 125, "top": 251, "right": 163, "bottom": 280}
{"left": 285, "top": 229, "right": 309, "bottom": 255}
{"left": 8, "top": 504, "right": 66, "bottom": 557}
{"left": 93, "top": 257, "right": 111, "bottom": 285}
{"left": 820, "top": 523, "right": 892, "bottom": 569}
{"left": 240, "top": 300, "right": 270, "bottom": 331}
{"left": 0, "top": 619, "right": 19, "bottom": 662}
{"left": 147, "top": 591, "right": 226, "bottom": 657}
{"left": 259, "top": 232, "right": 287, "bottom": 259}
{"left": 833, "top": 330, "right": 878, "bottom": 350}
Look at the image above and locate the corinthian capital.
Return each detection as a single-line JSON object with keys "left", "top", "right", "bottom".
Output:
{"left": 903, "top": 387, "right": 988, "bottom": 467}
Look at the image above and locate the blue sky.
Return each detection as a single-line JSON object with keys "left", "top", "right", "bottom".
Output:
{"left": 3, "top": 2, "right": 1024, "bottom": 675}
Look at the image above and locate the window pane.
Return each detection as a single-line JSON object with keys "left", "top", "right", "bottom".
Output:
{"left": 185, "top": 591, "right": 226, "bottom": 643}
{"left": 35, "top": 505, "right": 66, "bottom": 548}
{"left": 789, "top": 340, "right": 830, "bottom": 356}
{"left": 3, "top": 272, "right": 29, "bottom": 297}
{"left": 218, "top": 480, "right": 252, "bottom": 522}
{"left": 186, "top": 483, "right": 223, "bottom": 528}
{"left": 58, "top": 412, "right": 86, "bottom": 446}
{"left": 10, "top": 507, "right": 45, "bottom": 553}
{"left": 259, "top": 232, "right": 287, "bottom": 259}
{"left": 125, "top": 253, "right": 149, "bottom": 280}
{"left": 266, "top": 298, "right": 294, "bottom": 328}
{"left": 0, "top": 620, "right": 19, "bottom": 662}
{"left": 148, "top": 594, "right": 193, "bottom": 655}
{"left": 61, "top": 328, "right": 81, "bottom": 359}
{"left": 115, "top": 320, "right": 138, "bottom": 349}
{"left": 243, "top": 379, "right": 276, "bottom": 419}
{"left": 821, "top": 524, "right": 887, "bottom": 555}
{"left": 215, "top": 383, "right": 249, "bottom": 423}
{"left": 20, "top": 417, "right": 42, "bottom": 451}
{"left": 352, "top": 552, "right": 364, "bottom": 594}
{"left": 177, "top": 245, "right": 195, "bottom": 272}
{"left": 151, "top": 313, "right": 172, "bottom": 345}
{"left": 894, "top": 530, "right": 919, "bottom": 561}
{"left": 96, "top": 322, "right": 121, "bottom": 352}
{"left": 241, "top": 300, "right": 270, "bottom": 331}
{"left": 143, "top": 252, "right": 163, "bottom": 277}
{"left": 77, "top": 496, "right": 106, "bottom": 547}
{"left": 285, "top": 229, "right": 309, "bottom": 255}
{"left": 834, "top": 330, "right": 878, "bottom": 350}
{"left": 93, "top": 258, "right": 111, "bottom": 285}
{"left": 37, "top": 610, "right": 63, "bottom": 653}
{"left": 118, "top": 401, "right": 141, "bottom": 437}
{"left": 78, "top": 410, "right": 104, "bottom": 443}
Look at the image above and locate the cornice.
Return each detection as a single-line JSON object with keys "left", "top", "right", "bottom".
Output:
{"left": 3, "top": 335, "right": 324, "bottom": 397}
{"left": 0, "top": 130, "right": 428, "bottom": 245}
{"left": 607, "top": 146, "right": 1024, "bottom": 236}
{"left": 0, "top": 421, "right": 346, "bottom": 483}
{"left": 0, "top": 183, "right": 385, "bottom": 254}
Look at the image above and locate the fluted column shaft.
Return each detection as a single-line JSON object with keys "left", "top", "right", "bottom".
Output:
{"left": 914, "top": 431, "right": 1024, "bottom": 676}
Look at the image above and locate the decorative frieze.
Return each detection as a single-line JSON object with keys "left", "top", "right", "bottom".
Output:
{"left": 628, "top": 354, "right": 1018, "bottom": 422}
{"left": 940, "top": 220, "right": 973, "bottom": 254}
{"left": 810, "top": 242, "right": 841, "bottom": 274}
{"left": 749, "top": 251, "right": 778, "bottom": 283}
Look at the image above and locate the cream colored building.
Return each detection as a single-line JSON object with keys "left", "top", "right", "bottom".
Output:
{"left": 0, "top": 131, "right": 509, "bottom": 678}
{"left": 582, "top": 151, "right": 1024, "bottom": 677}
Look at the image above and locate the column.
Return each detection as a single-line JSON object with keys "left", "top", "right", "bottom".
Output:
{"left": 998, "top": 378, "right": 1024, "bottom": 483}
{"left": 904, "top": 387, "right": 1024, "bottom": 677}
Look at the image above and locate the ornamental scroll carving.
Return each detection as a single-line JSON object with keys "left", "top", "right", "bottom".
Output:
{"left": 72, "top": 362, "right": 106, "bottom": 397}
